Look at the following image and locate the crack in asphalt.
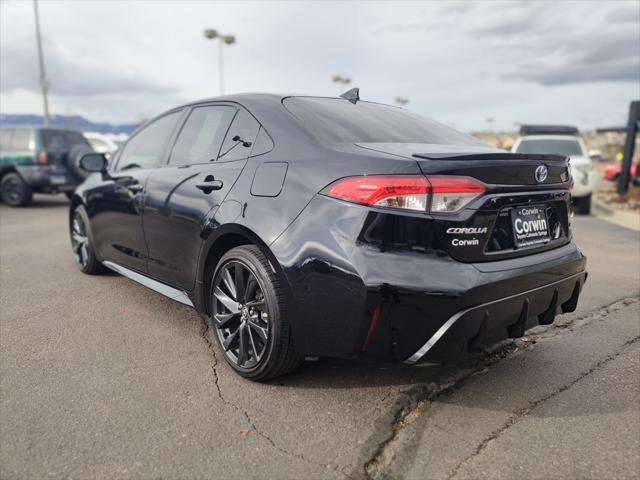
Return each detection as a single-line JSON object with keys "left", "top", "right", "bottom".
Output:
{"left": 198, "top": 319, "right": 354, "bottom": 480}
{"left": 361, "top": 295, "right": 640, "bottom": 480}
{"left": 445, "top": 334, "right": 640, "bottom": 480}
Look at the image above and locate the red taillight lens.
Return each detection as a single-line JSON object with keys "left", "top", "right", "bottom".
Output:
{"left": 327, "top": 176, "right": 430, "bottom": 212}
{"left": 325, "top": 176, "right": 485, "bottom": 213}
{"left": 37, "top": 151, "right": 48, "bottom": 165}
{"left": 428, "top": 177, "right": 486, "bottom": 213}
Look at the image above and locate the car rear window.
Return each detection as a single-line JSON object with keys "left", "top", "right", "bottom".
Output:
{"left": 515, "top": 139, "right": 584, "bottom": 156}
{"left": 283, "top": 97, "right": 483, "bottom": 146}
{"left": 41, "top": 130, "right": 91, "bottom": 153}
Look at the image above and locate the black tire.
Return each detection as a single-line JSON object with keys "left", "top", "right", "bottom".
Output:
{"left": 574, "top": 194, "right": 592, "bottom": 215}
{"left": 67, "top": 144, "right": 93, "bottom": 180}
{"left": 0, "top": 172, "right": 33, "bottom": 207}
{"left": 70, "top": 205, "right": 106, "bottom": 275}
{"left": 210, "top": 245, "right": 303, "bottom": 381}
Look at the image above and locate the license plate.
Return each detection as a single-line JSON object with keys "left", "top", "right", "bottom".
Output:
{"left": 511, "top": 206, "right": 550, "bottom": 248}
{"left": 50, "top": 174, "right": 66, "bottom": 185}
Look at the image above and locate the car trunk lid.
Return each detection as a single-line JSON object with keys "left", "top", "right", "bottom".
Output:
{"left": 355, "top": 142, "right": 572, "bottom": 262}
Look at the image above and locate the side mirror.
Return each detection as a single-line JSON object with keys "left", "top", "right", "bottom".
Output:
{"left": 80, "top": 153, "right": 108, "bottom": 173}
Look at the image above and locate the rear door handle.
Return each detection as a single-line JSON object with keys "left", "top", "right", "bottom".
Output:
{"left": 196, "top": 176, "right": 223, "bottom": 193}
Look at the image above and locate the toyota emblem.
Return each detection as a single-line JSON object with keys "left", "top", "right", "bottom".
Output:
{"left": 535, "top": 165, "right": 548, "bottom": 183}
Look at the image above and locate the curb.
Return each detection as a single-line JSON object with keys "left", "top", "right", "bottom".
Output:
{"left": 593, "top": 196, "right": 640, "bottom": 232}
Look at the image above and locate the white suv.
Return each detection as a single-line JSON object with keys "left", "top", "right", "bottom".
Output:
{"left": 512, "top": 129, "right": 596, "bottom": 214}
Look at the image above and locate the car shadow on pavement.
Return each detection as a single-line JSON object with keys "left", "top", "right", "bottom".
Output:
{"left": 272, "top": 355, "right": 480, "bottom": 390}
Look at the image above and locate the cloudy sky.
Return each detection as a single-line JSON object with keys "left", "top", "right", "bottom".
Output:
{"left": 1, "top": 0, "right": 638, "bottom": 131}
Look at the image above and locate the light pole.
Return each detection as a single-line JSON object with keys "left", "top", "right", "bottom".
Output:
{"left": 332, "top": 75, "right": 351, "bottom": 95}
{"left": 204, "top": 29, "right": 235, "bottom": 95}
{"left": 33, "top": 0, "right": 50, "bottom": 126}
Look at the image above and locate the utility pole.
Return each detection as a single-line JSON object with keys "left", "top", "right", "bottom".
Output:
{"left": 204, "top": 29, "right": 236, "bottom": 96}
{"left": 33, "top": 0, "right": 50, "bottom": 126}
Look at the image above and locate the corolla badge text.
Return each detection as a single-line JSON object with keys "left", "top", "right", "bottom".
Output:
{"left": 446, "top": 227, "right": 488, "bottom": 235}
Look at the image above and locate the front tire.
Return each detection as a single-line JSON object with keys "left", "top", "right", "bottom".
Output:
{"left": 70, "top": 205, "right": 105, "bottom": 275}
{"left": 574, "top": 194, "right": 592, "bottom": 215}
{"left": 0, "top": 172, "right": 33, "bottom": 207}
{"left": 210, "top": 245, "right": 303, "bottom": 381}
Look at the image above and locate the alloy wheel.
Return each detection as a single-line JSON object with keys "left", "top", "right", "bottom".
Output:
{"left": 71, "top": 211, "right": 90, "bottom": 269}
{"left": 212, "top": 260, "right": 270, "bottom": 369}
{"left": 2, "top": 176, "right": 22, "bottom": 203}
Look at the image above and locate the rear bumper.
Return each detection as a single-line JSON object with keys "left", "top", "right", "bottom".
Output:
{"left": 15, "top": 165, "right": 77, "bottom": 191}
{"left": 404, "top": 270, "right": 586, "bottom": 363}
{"left": 359, "top": 241, "right": 586, "bottom": 362}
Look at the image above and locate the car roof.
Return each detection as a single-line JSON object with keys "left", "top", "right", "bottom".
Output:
{"left": 517, "top": 135, "right": 583, "bottom": 142}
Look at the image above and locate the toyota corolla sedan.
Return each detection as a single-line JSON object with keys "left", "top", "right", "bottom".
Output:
{"left": 69, "top": 90, "right": 587, "bottom": 381}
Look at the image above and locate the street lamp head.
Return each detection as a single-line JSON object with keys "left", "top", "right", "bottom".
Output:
{"left": 332, "top": 75, "right": 351, "bottom": 84}
{"left": 204, "top": 29, "right": 218, "bottom": 39}
{"left": 222, "top": 35, "right": 236, "bottom": 45}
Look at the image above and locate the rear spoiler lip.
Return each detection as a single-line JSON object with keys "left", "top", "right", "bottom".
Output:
{"left": 413, "top": 152, "right": 568, "bottom": 162}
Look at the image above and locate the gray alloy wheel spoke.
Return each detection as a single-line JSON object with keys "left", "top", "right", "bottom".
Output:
{"left": 72, "top": 233, "right": 87, "bottom": 245}
{"left": 80, "top": 244, "right": 89, "bottom": 266}
{"left": 245, "top": 299, "right": 264, "bottom": 308}
{"left": 245, "top": 276, "right": 258, "bottom": 303}
{"left": 248, "top": 320, "right": 268, "bottom": 343}
{"left": 214, "top": 287, "right": 239, "bottom": 313}
{"left": 223, "top": 326, "right": 240, "bottom": 351}
{"left": 247, "top": 326, "right": 259, "bottom": 361}
{"left": 237, "top": 325, "right": 248, "bottom": 366}
{"left": 234, "top": 264, "right": 246, "bottom": 303}
{"left": 214, "top": 312, "right": 237, "bottom": 327}
{"left": 222, "top": 267, "right": 237, "bottom": 300}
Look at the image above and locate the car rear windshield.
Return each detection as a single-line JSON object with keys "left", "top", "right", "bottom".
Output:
{"left": 283, "top": 97, "right": 483, "bottom": 146}
{"left": 515, "top": 139, "right": 584, "bottom": 156}
{"left": 41, "top": 129, "right": 91, "bottom": 153}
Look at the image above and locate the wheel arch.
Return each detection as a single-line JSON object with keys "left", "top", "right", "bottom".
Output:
{"left": 0, "top": 166, "right": 19, "bottom": 181}
{"left": 194, "top": 224, "right": 297, "bottom": 322}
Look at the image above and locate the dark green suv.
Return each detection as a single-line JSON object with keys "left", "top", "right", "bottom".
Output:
{"left": 0, "top": 127, "right": 94, "bottom": 206}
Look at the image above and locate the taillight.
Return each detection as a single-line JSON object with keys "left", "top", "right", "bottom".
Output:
{"left": 37, "top": 151, "right": 48, "bottom": 165}
{"left": 327, "top": 176, "right": 430, "bottom": 212}
{"left": 428, "top": 177, "right": 486, "bottom": 213}
{"left": 325, "top": 176, "right": 485, "bottom": 213}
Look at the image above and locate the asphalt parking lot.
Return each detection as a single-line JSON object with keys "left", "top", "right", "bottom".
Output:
{"left": 1, "top": 194, "right": 639, "bottom": 480}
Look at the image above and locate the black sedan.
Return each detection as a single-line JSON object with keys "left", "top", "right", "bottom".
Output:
{"left": 70, "top": 90, "right": 587, "bottom": 381}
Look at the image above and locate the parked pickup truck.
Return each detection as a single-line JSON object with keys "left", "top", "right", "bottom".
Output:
{"left": 0, "top": 127, "right": 93, "bottom": 206}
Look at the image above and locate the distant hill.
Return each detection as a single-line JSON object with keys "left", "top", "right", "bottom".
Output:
{"left": 0, "top": 114, "right": 136, "bottom": 135}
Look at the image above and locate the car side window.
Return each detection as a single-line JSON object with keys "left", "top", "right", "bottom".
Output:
{"left": 249, "top": 127, "right": 274, "bottom": 157}
{"left": 217, "top": 110, "right": 261, "bottom": 162}
{"left": 117, "top": 111, "right": 182, "bottom": 171}
{"left": 169, "top": 106, "right": 236, "bottom": 165}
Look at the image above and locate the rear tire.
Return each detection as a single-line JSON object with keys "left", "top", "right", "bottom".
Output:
{"left": 574, "top": 194, "right": 591, "bottom": 215}
{"left": 210, "top": 245, "right": 303, "bottom": 381}
{"left": 70, "top": 205, "right": 106, "bottom": 275}
{"left": 0, "top": 172, "right": 33, "bottom": 207}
